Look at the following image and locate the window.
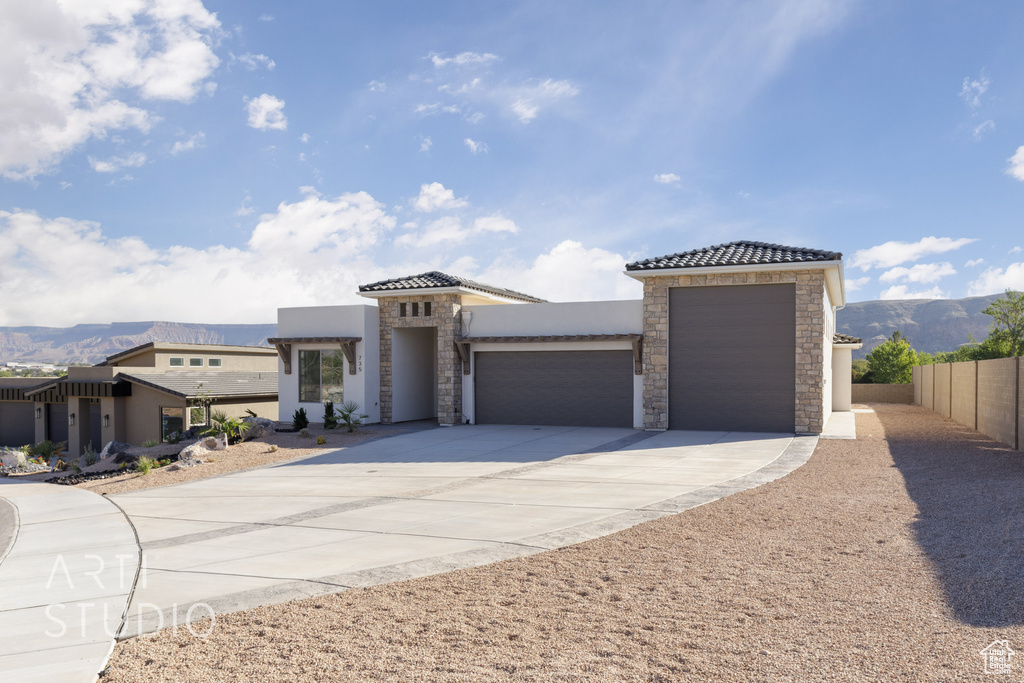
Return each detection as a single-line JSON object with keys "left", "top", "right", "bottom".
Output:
{"left": 299, "top": 349, "right": 345, "bottom": 403}
{"left": 424, "top": 302, "right": 431, "bottom": 317}
{"left": 188, "top": 406, "right": 207, "bottom": 427}
{"left": 399, "top": 303, "right": 407, "bottom": 317}
{"left": 161, "top": 407, "right": 184, "bottom": 442}
{"left": 189, "top": 358, "right": 204, "bottom": 367}
{"left": 412, "top": 302, "right": 419, "bottom": 317}
{"left": 208, "top": 358, "right": 222, "bottom": 367}
{"left": 169, "top": 357, "right": 184, "bottom": 367}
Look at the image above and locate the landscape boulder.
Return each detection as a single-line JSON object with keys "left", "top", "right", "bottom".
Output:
{"left": 241, "top": 416, "right": 274, "bottom": 440}
{"left": 100, "top": 441, "right": 133, "bottom": 460}
{"left": 0, "top": 449, "right": 26, "bottom": 469}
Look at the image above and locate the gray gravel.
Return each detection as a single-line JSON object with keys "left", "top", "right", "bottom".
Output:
{"left": 104, "top": 404, "right": 1024, "bottom": 682}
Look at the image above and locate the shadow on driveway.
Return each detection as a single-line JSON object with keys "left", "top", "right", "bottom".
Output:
{"left": 877, "top": 406, "right": 1024, "bottom": 627}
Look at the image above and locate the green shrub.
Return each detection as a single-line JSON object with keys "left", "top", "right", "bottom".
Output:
{"left": 292, "top": 407, "right": 309, "bottom": 430}
{"left": 299, "top": 428, "right": 311, "bottom": 438}
{"left": 29, "top": 440, "right": 66, "bottom": 460}
{"left": 141, "top": 439, "right": 158, "bottom": 448}
{"left": 335, "top": 401, "right": 368, "bottom": 433}
{"left": 322, "top": 400, "right": 337, "bottom": 430}
{"left": 137, "top": 457, "right": 156, "bottom": 475}
{"left": 316, "top": 435, "right": 326, "bottom": 445}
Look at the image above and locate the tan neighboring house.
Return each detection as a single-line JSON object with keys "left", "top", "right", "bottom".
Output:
{"left": 0, "top": 343, "right": 277, "bottom": 454}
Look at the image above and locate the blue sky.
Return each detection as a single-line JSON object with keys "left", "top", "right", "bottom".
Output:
{"left": 2, "top": 0, "right": 1023, "bottom": 326}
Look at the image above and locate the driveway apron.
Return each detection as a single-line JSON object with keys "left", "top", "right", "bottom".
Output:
{"left": 111, "top": 425, "right": 816, "bottom": 639}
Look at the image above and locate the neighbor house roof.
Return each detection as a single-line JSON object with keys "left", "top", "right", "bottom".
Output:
{"left": 358, "top": 271, "right": 545, "bottom": 303}
{"left": 118, "top": 371, "right": 277, "bottom": 399}
{"left": 833, "top": 333, "right": 863, "bottom": 345}
{"left": 101, "top": 342, "right": 276, "bottom": 366}
{"left": 625, "top": 241, "right": 841, "bottom": 272}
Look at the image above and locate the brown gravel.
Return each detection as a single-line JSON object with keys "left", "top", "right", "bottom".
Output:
{"left": 65, "top": 426, "right": 383, "bottom": 496}
{"left": 103, "top": 405, "right": 1024, "bottom": 681}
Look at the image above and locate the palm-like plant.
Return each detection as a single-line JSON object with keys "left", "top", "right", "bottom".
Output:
{"left": 335, "top": 401, "right": 368, "bottom": 433}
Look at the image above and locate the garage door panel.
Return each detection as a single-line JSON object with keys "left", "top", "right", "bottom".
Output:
{"left": 669, "top": 284, "right": 795, "bottom": 433}
{"left": 0, "top": 402, "right": 35, "bottom": 448}
{"left": 475, "top": 351, "right": 633, "bottom": 428}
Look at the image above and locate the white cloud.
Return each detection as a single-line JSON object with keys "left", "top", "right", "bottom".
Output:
{"left": 965, "top": 258, "right": 985, "bottom": 267}
{"left": 850, "top": 237, "right": 977, "bottom": 271}
{"left": 300, "top": 133, "right": 311, "bottom": 143}
{"left": 844, "top": 276, "right": 871, "bottom": 293}
{"left": 464, "top": 138, "right": 488, "bottom": 154}
{"left": 968, "top": 263, "right": 1024, "bottom": 296}
{"left": 395, "top": 214, "right": 517, "bottom": 249}
{"left": 430, "top": 52, "right": 499, "bottom": 68}
{"left": 473, "top": 215, "right": 518, "bottom": 234}
{"left": 235, "top": 195, "right": 254, "bottom": 216}
{"left": 171, "top": 132, "right": 206, "bottom": 155}
{"left": 972, "top": 120, "right": 994, "bottom": 140}
{"left": 508, "top": 79, "right": 580, "bottom": 123}
{"left": 412, "top": 182, "right": 468, "bottom": 212}
{"left": 258, "top": 14, "right": 274, "bottom": 22}
{"left": 420, "top": 137, "right": 432, "bottom": 153}
{"left": 959, "top": 72, "right": 990, "bottom": 109}
{"left": 246, "top": 94, "right": 287, "bottom": 131}
{"left": 1011, "top": 246, "right": 1023, "bottom": 254}
{"left": 654, "top": 173, "right": 680, "bottom": 184}
{"left": 477, "top": 240, "right": 643, "bottom": 302}
{"left": 1007, "top": 145, "right": 1024, "bottom": 182}
{"left": 236, "top": 53, "right": 275, "bottom": 71}
{"left": 88, "top": 152, "right": 147, "bottom": 173}
{"left": 878, "top": 262, "right": 956, "bottom": 284}
{"left": 879, "top": 285, "right": 946, "bottom": 300}
{"left": 0, "top": 0, "right": 220, "bottom": 179}
{"left": 368, "top": 80, "right": 386, "bottom": 92}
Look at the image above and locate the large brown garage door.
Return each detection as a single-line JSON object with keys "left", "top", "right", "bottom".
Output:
{"left": 0, "top": 402, "right": 35, "bottom": 448}
{"left": 669, "top": 284, "right": 795, "bottom": 432}
{"left": 475, "top": 350, "right": 633, "bottom": 428}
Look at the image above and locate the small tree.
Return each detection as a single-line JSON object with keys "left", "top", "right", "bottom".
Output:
{"left": 982, "top": 289, "right": 1024, "bottom": 356}
{"left": 292, "top": 407, "right": 309, "bottom": 430}
{"left": 322, "top": 400, "right": 337, "bottom": 430}
{"left": 866, "top": 330, "right": 918, "bottom": 384}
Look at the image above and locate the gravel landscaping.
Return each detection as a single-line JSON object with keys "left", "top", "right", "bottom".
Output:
{"left": 101, "top": 404, "right": 1024, "bottom": 681}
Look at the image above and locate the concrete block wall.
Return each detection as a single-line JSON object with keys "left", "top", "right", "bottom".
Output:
{"left": 921, "top": 365, "right": 934, "bottom": 411}
{"left": 934, "top": 363, "right": 952, "bottom": 418}
{"left": 950, "top": 362, "right": 977, "bottom": 429}
{"left": 977, "top": 357, "right": 1018, "bottom": 449}
{"left": 913, "top": 366, "right": 922, "bottom": 405}
{"left": 851, "top": 384, "right": 914, "bottom": 404}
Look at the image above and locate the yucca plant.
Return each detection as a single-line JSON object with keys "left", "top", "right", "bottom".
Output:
{"left": 335, "top": 401, "right": 368, "bottom": 433}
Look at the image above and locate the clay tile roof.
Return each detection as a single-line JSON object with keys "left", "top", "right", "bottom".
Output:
{"left": 833, "top": 333, "right": 863, "bottom": 344}
{"left": 625, "top": 240, "right": 841, "bottom": 271}
{"left": 358, "top": 271, "right": 545, "bottom": 303}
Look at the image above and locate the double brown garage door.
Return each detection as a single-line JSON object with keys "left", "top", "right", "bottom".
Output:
{"left": 669, "top": 284, "right": 796, "bottom": 433}
{"left": 474, "top": 350, "right": 634, "bottom": 428}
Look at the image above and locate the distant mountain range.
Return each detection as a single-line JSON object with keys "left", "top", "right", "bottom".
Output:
{"left": 837, "top": 293, "right": 1003, "bottom": 359}
{"left": 0, "top": 294, "right": 1007, "bottom": 365}
{"left": 0, "top": 321, "right": 276, "bottom": 365}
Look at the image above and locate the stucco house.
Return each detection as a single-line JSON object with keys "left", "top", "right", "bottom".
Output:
{"left": 0, "top": 343, "right": 278, "bottom": 453}
{"left": 273, "top": 241, "right": 860, "bottom": 434}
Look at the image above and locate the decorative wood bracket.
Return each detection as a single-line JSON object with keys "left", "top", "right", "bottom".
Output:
{"left": 340, "top": 340, "right": 358, "bottom": 375}
{"left": 631, "top": 336, "right": 643, "bottom": 375}
{"left": 455, "top": 341, "right": 472, "bottom": 375}
{"left": 273, "top": 343, "right": 292, "bottom": 374}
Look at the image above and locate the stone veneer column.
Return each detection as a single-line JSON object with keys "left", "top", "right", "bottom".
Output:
{"left": 377, "top": 293, "right": 462, "bottom": 425}
{"left": 641, "top": 269, "right": 827, "bottom": 434}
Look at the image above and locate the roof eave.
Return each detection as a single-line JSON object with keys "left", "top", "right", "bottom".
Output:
{"left": 358, "top": 285, "right": 539, "bottom": 304}
{"left": 623, "top": 260, "right": 847, "bottom": 307}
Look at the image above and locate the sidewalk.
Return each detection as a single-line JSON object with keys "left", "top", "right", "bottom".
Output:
{"left": 0, "top": 480, "right": 140, "bottom": 683}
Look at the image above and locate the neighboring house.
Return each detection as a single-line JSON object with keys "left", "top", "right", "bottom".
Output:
{"left": 0, "top": 343, "right": 278, "bottom": 453}
{"left": 272, "top": 241, "right": 861, "bottom": 434}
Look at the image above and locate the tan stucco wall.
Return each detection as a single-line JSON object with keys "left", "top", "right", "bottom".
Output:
{"left": 108, "top": 347, "right": 277, "bottom": 371}
{"left": 122, "top": 384, "right": 184, "bottom": 446}
{"left": 640, "top": 269, "right": 828, "bottom": 433}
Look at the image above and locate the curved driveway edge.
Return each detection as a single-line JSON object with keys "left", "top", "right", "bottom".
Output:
{"left": 0, "top": 480, "right": 140, "bottom": 683}
{"left": 113, "top": 425, "right": 816, "bottom": 639}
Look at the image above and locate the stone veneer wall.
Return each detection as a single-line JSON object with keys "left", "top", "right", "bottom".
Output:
{"left": 641, "top": 269, "right": 827, "bottom": 434}
{"left": 377, "top": 293, "right": 463, "bottom": 425}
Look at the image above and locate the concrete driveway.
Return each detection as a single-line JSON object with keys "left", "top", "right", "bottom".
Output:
{"left": 110, "top": 424, "right": 815, "bottom": 638}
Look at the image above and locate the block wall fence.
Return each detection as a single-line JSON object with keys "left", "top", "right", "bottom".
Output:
{"left": 912, "top": 358, "right": 1022, "bottom": 450}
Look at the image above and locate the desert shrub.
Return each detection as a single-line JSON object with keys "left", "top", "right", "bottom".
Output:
{"left": 323, "top": 401, "right": 337, "bottom": 430}
{"left": 292, "top": 408, "right": 309, "bottom": 430}
{"left": 316, "top": 435, "right": 326, "bottom": 445}
{"left": 137, "top": 457, "right": 156, "bottom": 475}
{"left": 335, "top": 401, "right": 368, "bottom": 433}
{"left": 141, "top": 439, "right": 158, "bottom": 448}
{"left": 299, "top": 427, "right": 310, "bottom": 438}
